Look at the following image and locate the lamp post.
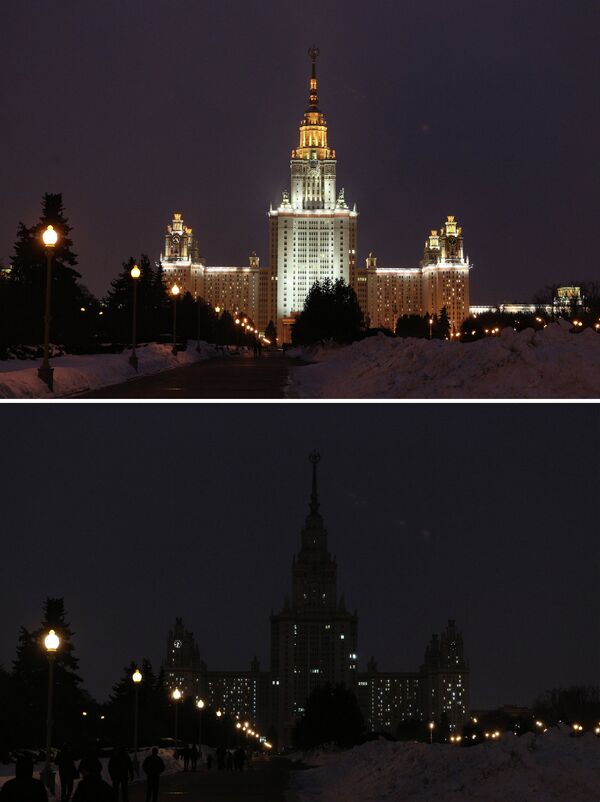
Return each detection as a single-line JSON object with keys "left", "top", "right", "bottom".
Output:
{"left": 38, "top": 225, "right": 59, "bottom": 391}
{"left": 171, "top": 285, "right": 180, "bottom": 356}
{"left": 132, "top": 668, "right": 142, "bottom": 777}
{"left": 429, "top": 721, "right": 435, "bottom": 744}
{"left": 429, "top": 318, "right": 434, "bottom": 340}
{"left": 172, "top": 689, "right": 182, "bottom": 759}
{"left": 129, "top": 264, "right": 141, "bottom": 371}
{"left": 196, "top": 699, "right": 204, "bottom": 759}
{"left": 41, "top": 629, "right": 60, "bottom": 792}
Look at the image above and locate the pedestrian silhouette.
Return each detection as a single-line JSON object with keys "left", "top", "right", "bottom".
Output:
{"left": 108, "top": 747, "right": 133, "bottom": 802}
{"left": 78, "top": 751, "right": 102, "bottom": 779}
{"left": 0, "top": 757, "right": 47, "bottom": 802}
{"left": 226, "top": 751, "right": 233, "bottom": 771}
{"left": 142, "top": 748, "right": 165, "bottom": 802}
{"left": 56, "top": 745, "right": 77, "bottom": 802}
{"left": 190, "top": 744, "right": 198, "bottom": 772}
{"left": 206, "top": 754, "right": 212, "bottom": 770}
{"left": 71, "top": 763, "right": 113, "bottom": 802}
{"left": 216, "top": 745, "right": 226, "bottom": 771}
{"left": 233, "top": 747, "right": 246, "bottom": 771}
{"left": 182, "top": 744, "right": 190, "bottom": 772}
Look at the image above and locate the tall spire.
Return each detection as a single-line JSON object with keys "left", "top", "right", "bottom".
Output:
{"left": 308, "top": 46, "right": 320, "bottom": 110}
{"left": 309, "top": 450, "right": 321, "bottom": 514}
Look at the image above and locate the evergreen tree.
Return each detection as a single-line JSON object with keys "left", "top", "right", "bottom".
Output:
{"left": 292, "top": 279, "right": 364, "bottom": 346}
{"left": 434, "top": 307, "right": 451, "bottom": 339}
{"left": 11, "top": 598, "right": 92, "bottom": 747}
{"left": 265, "top": 320, "right": 277, "bottom": 345}
{"left": 4, "top": 194, "right": 94, "bottom": 349}
{"left": 292, "top": 683, "right": 365, "bottom": 749}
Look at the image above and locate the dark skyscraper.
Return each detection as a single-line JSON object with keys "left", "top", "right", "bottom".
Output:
{"left": 271, "top": 453, "right": 358, "bottom": 745}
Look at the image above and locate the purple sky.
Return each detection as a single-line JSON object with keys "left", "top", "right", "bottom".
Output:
{"left": 2, "top": 405, "right": 598, "bottom": 709}
{"left": 2, "top": 0, "right": 599, "bottom": 302}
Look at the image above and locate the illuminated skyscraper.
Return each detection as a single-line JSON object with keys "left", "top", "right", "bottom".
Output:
{"left": 268, "top": 49, "right": 358, "bottom": 343}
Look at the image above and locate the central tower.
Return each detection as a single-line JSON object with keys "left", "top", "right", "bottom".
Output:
{"left": 270, "top": 453, "right": 358, "bottom": 747}
{"left": 269, "top": 49, "right": 359, "bottom": 343}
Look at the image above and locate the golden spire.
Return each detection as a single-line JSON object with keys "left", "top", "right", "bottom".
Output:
{"left": 292, "top": 47, "right": 335, "bottom": 161}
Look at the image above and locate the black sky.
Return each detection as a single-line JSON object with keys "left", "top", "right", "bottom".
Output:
{"left": 1, "top": 0, "right": 599, "bottom": 302}
{"left": 2, "top": 404, "right": 598, "bottom": 710}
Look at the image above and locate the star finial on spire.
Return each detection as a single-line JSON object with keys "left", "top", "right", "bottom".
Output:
{"left": 307, "top": 46, "right": 320, "bottom": 110}
{"left": 309, "top": 450, "right": 321, "bottom": 514}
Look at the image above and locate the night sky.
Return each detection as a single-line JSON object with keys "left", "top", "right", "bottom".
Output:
{"left": 2, "top": 405, "right": 598, "bottom": 710}
{"left": 2, "top": 1, "right": 599, "bottom": 303}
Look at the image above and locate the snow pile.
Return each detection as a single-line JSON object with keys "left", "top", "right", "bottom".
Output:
{"left": 0, "top": 342, "right": 222, "bottom": 399}
{"left": 288, "top": 323, "right": 600, "bottom": 398}
{"left": 290, "top": 729, "right": 600, "bottom": 802}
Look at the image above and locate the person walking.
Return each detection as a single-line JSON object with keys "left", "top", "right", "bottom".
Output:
{"left": 0, "top": 757, "right": 47, "bottom": 802}
{"left": 56, "top": 745, "right": 77, "bottom": 802}
{"left": 78, "top": 751, "right": 102, "bottom": 779}
{"left": 182, "top": 744, "right": 190, "bottom": 772}
{"left": 71, "top": 764, "right": 113, "bottom": 802}
{"left": 108, "top": 747, "right": 133, "bottom": 802}
{"left": 142, "top": 748, "right": 165, "bottom": 802}
{"left": 216, "top": 746, "right": 225, "bottom": 771}
{"left": 190, "top": 745, "right": 198, "bottom": 772}
{"left": 206, "top": 754, "right": 212, "bottom": 770}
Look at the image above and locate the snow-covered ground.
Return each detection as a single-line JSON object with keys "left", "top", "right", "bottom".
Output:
{"left": 290, "top": 728, "right": 600, "bottom": 802}
{"left": 0, "top": 342, "right": 223, "bottom": 399}
{"left": 0, "top": 747, "right": 181, "bottom": 795}
{"left": 288, "top": 323, "right": 600, "bottom": 398}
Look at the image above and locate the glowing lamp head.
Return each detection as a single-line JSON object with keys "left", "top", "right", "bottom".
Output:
{"left": 172, "top": 688, "right": 182, "bottom": 701}
{"left": 429, "top": 722, "right": 434, "bottom": 730}
{"left": 235, "top": 319, "right": 240, "bottom": 325}
{"left": 171, "top": 284, "right": 180, "bottom": 297}
{"left": 132, "top": 668, "right": 142, "bottom": 684}
{"left": 42, "top": 225, "right": 58, "bottom": 248}
{"left": 44, "top": 629, "right": 60, "bottom": 653}
{"left": 236, "top": 722, "right": 242, "bottom": 729}
{"left": 215, "top": 306, "right": 221, "bottom": 313}
{"left": 196, "top": 699, "right": 205, "bottom": 710}
{"left": 131, "top": 264, "right": 141, "bottom": 280}
{"left": 216, "top": 710, "right": 222, "bottom": 718}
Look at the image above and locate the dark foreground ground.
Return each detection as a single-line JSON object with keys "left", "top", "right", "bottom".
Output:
{"left": 81, "top": 351, "right": 296, "bottom": 399}
{"left": 129, "top": 758, "right": 295, "bottom": 802}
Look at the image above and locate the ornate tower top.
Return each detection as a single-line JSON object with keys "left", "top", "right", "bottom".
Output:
{"left": 292, "top": 48, "right": 335, "bottom": 161}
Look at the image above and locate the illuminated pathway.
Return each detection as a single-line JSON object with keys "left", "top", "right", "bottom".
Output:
{"left": 128, "top": 758, "right": 294, "bottom": 802}
{"left": 82, "top": 351, "right": 295, "bottom": 399}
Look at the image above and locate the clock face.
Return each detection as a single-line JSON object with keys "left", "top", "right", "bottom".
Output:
{"left": 174, "top": 639, "right": 182, "bottom": 649}
{"left": 172, "top": 235, "right": 181, "bottom": 245}
{"left": 447, "top": 236, "right": 457, "bottom": 246}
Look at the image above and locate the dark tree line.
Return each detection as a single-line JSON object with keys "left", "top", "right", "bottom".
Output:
{"left": 0, "top": 194, "right": 269, "bottom": 357}
{"left": 292, "top": 279, "right": 364, "bottom": 346}
{"left": 292, "top": 683, "right": 365, "bottom": 749}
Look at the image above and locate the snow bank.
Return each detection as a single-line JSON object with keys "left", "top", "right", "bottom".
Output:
{"left": 290, "top": 729, "right": 600, "bottom": 802}
{"left": 288, "top": 323, "right": 600, "bottom": 398}
{"left": 0, "top": 342, "right": 222, "bottom": 399}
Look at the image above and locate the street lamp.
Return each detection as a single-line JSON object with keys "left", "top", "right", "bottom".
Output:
{"left": 428, "top": 721, "right": 435, "bottom": 744}
{"left": 41, "top": 629, "right": 60, "bottom": 792}
{"left": 38, "top": 225, "right": 59, "bottom": 391}
{"left": 132, "top": 668, "right": 142, "bottom": 777}
{"left": 129, "top": 264, "right": 141, "bottom": 371}
{"left": 172, "top": 688, "right": 182, "bottom": 758}
{"left": 170, "top": 284, "right": 180, "bottom": 356}
{"left": 196, "top": 699, "right": 205, "bottom": 759}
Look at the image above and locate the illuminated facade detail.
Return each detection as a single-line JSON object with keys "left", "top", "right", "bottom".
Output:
{"left": 363, "top": 216, "right": 472, "bottom": 333}
{"left": 160, "top": 213, "right": 275, "bottom": 335}
{"left": 271, "top": 452, "right": 358, "bottom": 746}
{"left": 420, "top": 620, "right": 469, "bottom": 730}
{"left": 269, "top": 49, "right": 358, "bottom": 343}
{"left": 357, "top": 621, "right": 469, "bottom": 734}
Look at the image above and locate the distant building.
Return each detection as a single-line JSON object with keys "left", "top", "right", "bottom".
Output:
{"left": 159, "top": 50, "right": 473, "bottom": 341}
{"left": 163, "top": 456, "right": 470, "bottom": 747}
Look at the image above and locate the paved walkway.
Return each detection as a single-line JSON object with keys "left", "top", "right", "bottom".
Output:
{"left": 81, "top": 352, "right": 296, "bottom": 399}
{"left": 129, "top": 760, "right": 294, "bottom": 802}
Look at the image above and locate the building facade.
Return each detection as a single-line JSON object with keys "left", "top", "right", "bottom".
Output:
{"left": 159, "top": 51, "right": 472, "bottom": 341}
{"left": 162, "top": 456, "right": 470, "bottom": 748}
